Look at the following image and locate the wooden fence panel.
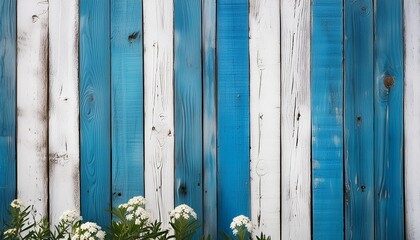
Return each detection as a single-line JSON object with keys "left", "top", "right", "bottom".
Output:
{"left": 17, "top": 0, "right": 49, "bottom": 219}
{"left": 217, "top": 0, "right": 250, "bottom": 236}
{"left": 143, "top": 0, "right": 174, "bottom": 229}
{"left": 48, "top": 0, "right": 80, "bottom": 226}
{"left": 280, "top": 0, "right": 311, "bottom": 239}
{"left": 110, "top": 0, "right": 144, "bottom": 207}
{"left": 249, "top": 0, "right": 281, "bottom": 238}
{"left": 0, "top": 0, "right": 16, "bottom": 227}
{"left": 404, "top": 1, "right": 420, "bottom": 239}
{"left": 344, "top": 1, "right": 374, "bottom": 239}
{"left": 311, "top": 0, "right": 344, "bottom": 239}
{"left": 374, "top": 0, "right": 404, "bottom": 238}
{"left": 79, "top": 0, "right": 111, "bottom": 227}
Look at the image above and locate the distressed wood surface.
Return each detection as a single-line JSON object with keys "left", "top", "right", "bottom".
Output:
{"left": 17, "top": 0, "right": 49, "bottom": 219}
{"left": 0, "top": 0, "right": 16, "bottom": 228}
{"left": 202, "top": 0, "right": 217, "bottom": 237}
{"left": 144, "top": 0, "right": 174, "bottom": 228}
{"left": 48, "top": 0, "right": 80, "bottom": 226}
{"left": 174, "top": 0, "right": 203, "bottom": 236}
{"left": 280, "top": 0, "right": 311, "bottom": 239}
{"left": 79, "top": 0, "right": 111, "bottom": 227}
{"left": 404, "top": 1, "right": 420, "bottom": 239}
{"left": 344, "top": 1, "right": 374, "bottom": 239}
{"left": 374, "top": 0, "right": 404, "bottom": 238}
{"left": 249, "top": 0, "right": 280, "bottom": 238}
{"left": 311, "top": 0, "right": 343, "bottom": 239}
{"left": 217, "top": 0, "right": 250, "bottom": 236}
{"left": 111, "top": 0, "right": 144, "bottom": 207}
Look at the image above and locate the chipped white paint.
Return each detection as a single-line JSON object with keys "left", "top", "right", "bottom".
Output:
{"left": 48, "top": 0, "right": 80, "bottom": 226}
{"left": 404, "top": 1, "right": 420, "bottom": 239}
{"left": 143, "top": 0, "right": 174, "bottom": 229}
{"left": 249, "top": 0, "right": 281, "bottom": 239}
{"left": 17, "top": 0, "right": 49, "bottom": 218}
{"left": 280, "top": 0, "right": 312, "bottom": 239}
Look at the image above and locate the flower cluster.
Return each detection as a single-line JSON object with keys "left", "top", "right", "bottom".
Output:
{"left": 169, "top": 204, "right": 197, "bottom": 223}
{"left": 230, "top": 215, "right": 252, "bottom": 236}
{"left": 71, "top": 222, "right": 106, "bottom": 240}
{"left": 59, "top": 210, "right": 82, "bottom": 223}
{"left": 10, "top": 199, "right": 25, "bottom": 209}
{"left": 118, "top": 196, "right": 149, "bottom": 225}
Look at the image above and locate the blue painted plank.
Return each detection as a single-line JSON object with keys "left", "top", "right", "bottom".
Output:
{"left": 111, "top": 0, "right": 144, "bottom": 207}
{"left": 311, "top": 0, "right": 343, "bottom": 239}
{"left": 0, "top": 0, "right": 16, "bottom": 230}
{"left": 202, "top": 0, "right": 217, "bottom": 237}
{"left": 374, "top": 0, "right": 404, "bottom": 238}
{"left": 344, "top": 0, "right": 374, "bottom": 239}
{"left": 217, "top": 0, "right": 250, "bottom": 237}
{"left": 174, "top": 0, "right": 203, "bottom": 237}
{"left": 80, "top": 0, "right": 111, "bottom": 227}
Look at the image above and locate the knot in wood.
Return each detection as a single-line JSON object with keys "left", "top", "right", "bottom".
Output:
{"left": 384, "top": 76, "right": 395, "bottom": 89}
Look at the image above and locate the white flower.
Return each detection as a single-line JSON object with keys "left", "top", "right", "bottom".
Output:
{"left": 10, "top": 199, "right": 25, "bottom": 209}
{"left": 230, "top": 215, "right": 252, "bottom": 235}
{"left": 118, "top": 203, "right": 128, "bottom": 209}
{"left": 59, "top": 210, "right": 82, "bottom": 223}
{"left": 169, "top": 204, "right": 197, "bottom": 222}
{"left": 127, "top": 196, "right": 146, "bottom": 208}
{"left": 126, "top": 214, "right": 134, "bottom": 221}
{"left": 72, "top": 222, "right": 104, "bottom": 240}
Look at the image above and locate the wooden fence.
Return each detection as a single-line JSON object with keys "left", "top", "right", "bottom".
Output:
{"left": 0, "top": 0, "right": 419, "bottom": 239}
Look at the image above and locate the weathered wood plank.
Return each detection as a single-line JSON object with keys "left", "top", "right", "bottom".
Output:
{"left": 17, "top": 0, "right": 49, "bottom": 219}
{"left": 311, "top": 0, "right": 343, "bottom": 239}
{"left": 143, "top": 0, "right": 174, "bottom": 228}
{"left": 374, "top": 0, "right": 404, "bottom": 238}
{"left": 217, "top": 0, "right": 250, "bottom": 236}
{"left": 111, "top": 0, "right": 144, "bottom": 207}
{"left": 249, "top": 0, "right": 280, "bottom": 238}
{"left": 174, "top": 0, "right": 203, "bottom": 236}
{"left": 48, "top": 0, "right": 80, "bottom": 226}
{"left": 404, "top": 1, "right": 420, "bottom": 239}
{"left": 280, "top": 0, "right": 311, "bottom": 239}
{"left": 202, "top": 0, "right": 217, "bottom": 237}
{"left": 344, "top": 0, "right": 374, "bottom": 238}
{"left": 0, "top": 0, "right": 16, "bottom": 228}
{"left": 79, "top": 0, "right": 111, "bottom": 227}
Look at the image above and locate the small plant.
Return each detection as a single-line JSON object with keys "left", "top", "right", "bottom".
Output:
{"left": 222, "top": 215, "right": 252, "bottom": 240}
{"left": 169, "top": 204, "right": 200, "bottom": 240}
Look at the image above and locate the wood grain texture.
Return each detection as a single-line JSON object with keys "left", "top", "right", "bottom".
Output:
{"left": 17, "top": 0, "right": 49, "bottom": 219}
{"left": 143, "top": 0, "right": 174, "bottom": 228}
{"left": 311, "top": 0, "right": 343, "bottom": 239}
{"left": 404, "top": 1, "right": 420, "bottom": 239}
{"left": 0, "top": 0, "right": 16, "bottom": 229}
{"left": 79, "top": 0, "right": 111, "bottom": 227}
{"left": 202, "top": 0, "right": 217, "bottom": 237}
{"left": 48, "top": 0, "right": 80, "bottom": 226}
{"left": 374, "top": 0, "right": 404, "bottom": 238}
{"left": 111, "top": 0, "right": 144, "bottom": 207}
{"left": 344, "top": 1, "right": 374, "bottom": 239}
{"left": 217, "top": 0, "right": 250, "bottom": 236}
{"left": 280, "top": 0, "right": 311, "bottom": 239}
{"left": 249, "top": 0, "right": 280, "bottom": 238}
{"left": 174, "top": 0, "right": 203, "bottom": 236}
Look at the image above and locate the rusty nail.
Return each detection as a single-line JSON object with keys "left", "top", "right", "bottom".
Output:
{"left": 384, "top": 76, "right": 395, "bottom": 89}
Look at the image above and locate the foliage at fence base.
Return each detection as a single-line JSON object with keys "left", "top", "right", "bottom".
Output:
{"left": 1, "top": 197, "right": 271, "bottom": 240}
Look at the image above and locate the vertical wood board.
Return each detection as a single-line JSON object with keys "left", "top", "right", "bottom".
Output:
{"left": 374, "top": 0, "right": 404, "bottom": 238}
{"left": 143, "top": 0, "right": 174, "bottom": 228}
{"left": 202, "top": 0, "right": 217, "bottom": 237}
{"left": 17, "top": 0, "right": 49, "bottom": 219}
{"left": 79, "top": 0, "right": 111, "bottom": 227}
{"left": 311, "top": 0, "right": 344, "bottom": 239}
{"left": 217, "top": 0, "right": 250, "bottom": 236}
{"left": 0, "top": 0, "right": 16, "bottom": 229}
{"left": 249, "top": 0, "right": 281, "bottom": 238}
{"left": 280, "top": 0, "right": 312, "bottom": 238}
{"left": 111, "top": 0, "right": 144, "bottom": 207}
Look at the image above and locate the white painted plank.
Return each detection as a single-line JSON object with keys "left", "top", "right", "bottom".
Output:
{"left": 404, "top": 1, "right": 420, "bottom": 239}
{"left": 143, "top": 0, "right": 174, "bottom": 228}
{"left": 249, "top": 0, "right": 281, "bottom": 239}
{"left": 17, "top": 0, "right": 49, "bottom": 219}
{"left": 280, "top": 0, "right": 311, "bottom": 239}
{"left": 48, "top": 0, "right": 80, "bottom": 226}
